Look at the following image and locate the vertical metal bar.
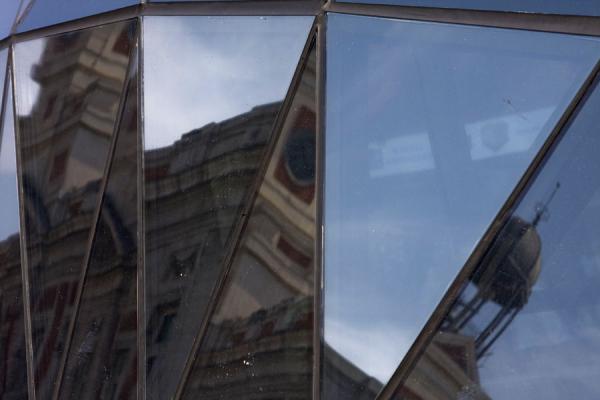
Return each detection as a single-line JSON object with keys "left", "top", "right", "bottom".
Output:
{"left": 10, "top": 43, "right": 37, "bottom": 400}
{"left": 0, "top": 51, "right": 8, "bottom": 134}
{"left": 51, "top": 19, "right": 140, "bottom": 400}
{"left": 312, "top": 11, "right": 326, "bottom": 400}
{"left": 376, "top": 57, "right": 600, "bottom": 400}
{"left": 137, "top": 15, "right": 146, "bottom": 400}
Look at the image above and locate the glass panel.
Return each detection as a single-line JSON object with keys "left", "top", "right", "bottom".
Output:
{"left": 143, "top": 16, "right": 312, "bottom": 400}
{"left": 180, "top": 44, "right": 316, "bottom": 400}
{"left": 324, "top": 12, "right": 600, "bottom": 396}
{"left": 0, "top": 0, "right": 20, "bottom": 39}
{"left": 393, "top": 73, "right": 600, "bottom": 400}
{"left": 335, "top": 0, "right": 600, "bottom": 17}
{"left": 0, "top": 70, "right": 28, "bottom": 400}
{"left": 59, "top": 57, "right": 138, "bottom": 400}
{"left": 13, "top": 20, "right": 136, "bottom": 399}
{"left": 16, "top": 0, "right": 137, "bottom": 34}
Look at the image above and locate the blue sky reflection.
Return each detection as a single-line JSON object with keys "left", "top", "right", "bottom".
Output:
{"left": 143, "top": 16, "right": 313, "bottom": 150}
{"left": 324, "top": 13, "right": 600, "bottom": 386}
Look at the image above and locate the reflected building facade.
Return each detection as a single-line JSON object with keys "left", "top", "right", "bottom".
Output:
{"left": 15, "top": 21, "right": 135, "bottom": 399}
{"left": 179, "top": 48, "right": 318, "bottom": 400}
{"left": 0, "top": 70, "right": 28, "bottom": 400}
{"left": 7, "top": 25, "right": 549, "bottom": 399}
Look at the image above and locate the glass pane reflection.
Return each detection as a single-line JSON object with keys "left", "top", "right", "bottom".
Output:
{"left": 13, "top": 20, "right": 136, "bottom": 399}
{"left": 179, "top": 45, "right": 316, "bottom": 400}
{"left": 60, "top": 62, "right": 138, "bottom": 400}
{"left": 0, "top": 72, "right": 28, "bottom": 400}
{"left": 393, "top": 74, "right": 600, "bottom": 400}
{"left": 324, "top": 13, "right": 600, "bottom": 395}
{"left": 143, "top": 16, "right": 312, "bottom": 400}
{"left": 16, "top": 0, "right": 137, "bottom": 34}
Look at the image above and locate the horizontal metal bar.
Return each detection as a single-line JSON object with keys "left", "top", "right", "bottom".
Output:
{"left": 326, "top": 2, "right": 600, "bottom": 36}
{"left": 143, "top": 0, "right": 321, "bottom": 16}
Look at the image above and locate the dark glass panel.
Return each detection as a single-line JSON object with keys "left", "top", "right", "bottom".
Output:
{"left": 13, "top": 20, "right": 135, "bottom": 399}
{"left": 16, "top": 0, "right": 137, "bottom": 34}
{"left": 180, "top": 44, "right": 316, "bottom": 400}
{"left": 0, "top": 1, "right": 20, "bottom": 39}
{"left": 324, "top": 13, "right": 600, "bottom": 396}
{"left": 59, "top": 56, "right": 138, "bottom": 400}
{"left": 335, "top": 0, "right": 600, "bottom": 17}
{"left": 392, "top": 73, "right": 600, "bottom": 400}
{"left": 143, "top": 16, "right": 312, "bottom": 400}
{"left": 0, "top": 69, "right": 28, "bottom": 400}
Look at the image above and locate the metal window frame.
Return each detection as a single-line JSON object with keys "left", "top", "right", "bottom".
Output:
{"left": 2, "top": 2, "right": 600, "bottom": 400}
{"left": 1, "top": 0, "right": 600, "bottom": 49}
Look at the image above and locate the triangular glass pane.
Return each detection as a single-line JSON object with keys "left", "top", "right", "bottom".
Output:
{"left": 392, "top": 73, "right": 600, "bottom": 400}
{"left": 142, "top": 16, "right": 313, "bottom": 400}
{"left": 323, "top": 13, "right": 600, "bottom": 396}
{"left": 0, "top": 70, "right": 28, "bottom": 400}
{"left": 13, "top": 20, "right": 136, "bottom": 398}
{"left": 59, "top": 50, "right": 139, "bottom": 400}
{"left": 180, "top": 43, "right": 316, "bottom": 400}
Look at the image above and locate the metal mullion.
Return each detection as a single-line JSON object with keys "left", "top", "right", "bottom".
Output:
{"left": 375, "top": 56, "right": 600, "bottom": 400}
{"left": 170, "top": 21, "right": 319, "bottom": 400}
{"left": 50, "top": 20, "right": 141, "bottom": 400}
{"left": 312, "top": 12, "right": 326, "bottom": 400}
{"left": 325, "top": 2, "right": 600, "bottom": 36}
{"left": 137, "top": 15, "right": 146, "bottom": 400}
{"left": 10, "top": 44, "right": 37, "bottom": 400}
{"left": 142, "top": 0, "right": 321, "bottom": 16}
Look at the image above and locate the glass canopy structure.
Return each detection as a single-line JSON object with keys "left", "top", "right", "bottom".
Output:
{"left": 1, "top": 1, "right": 600, "bottom": 400}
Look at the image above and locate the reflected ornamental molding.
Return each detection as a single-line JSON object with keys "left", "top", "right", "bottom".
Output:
{"left": 179, "top": 44, "right": 317, "bottom": 400}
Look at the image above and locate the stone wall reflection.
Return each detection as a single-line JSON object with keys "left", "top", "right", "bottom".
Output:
{"left": 180, "top": 49, "right": 317, "bottom": 398}
{"left": 9, "top": 25, "right": 385, "bottom": 400}
{"left": 15, "top": 21, "right": 134, "bottom": 399}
